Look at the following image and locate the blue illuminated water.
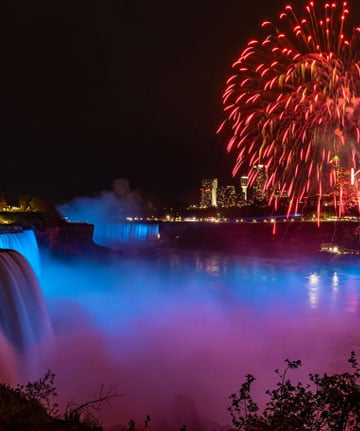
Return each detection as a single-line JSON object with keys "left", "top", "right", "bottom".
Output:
{"left": 93, "top": 222, "right": 159, "bottom": 249}
{"left": 1, "top": 225, "right": 358, "bottom": 427}
{"left": 0, "top": 249, "right": 50, "bottom": 351}
{"left": 33, "top": 248, "right": 360, "bottom": 429}
{"left": 0, "top": 230, "right": 40, "bottom": 276}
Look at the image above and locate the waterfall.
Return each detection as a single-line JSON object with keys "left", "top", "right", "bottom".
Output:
{"left": 93, "top": 223, "right": 159, "bottom": 250}
{"left": 0, "top": 230, "right": 40, "bottom": 276}
{"left": 0, "top": 250, "right": 51, "bottom": 351}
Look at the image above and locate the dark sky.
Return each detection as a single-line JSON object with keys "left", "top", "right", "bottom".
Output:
{"left": 0, "top": 0, "right": 358, "bottom": 206}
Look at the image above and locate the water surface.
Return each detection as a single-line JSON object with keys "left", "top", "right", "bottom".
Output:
{"left": 33, "top": 248, "right": 360, "bottom": 429}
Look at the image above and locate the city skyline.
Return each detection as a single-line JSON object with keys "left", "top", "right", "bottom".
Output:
{"left": 0, "top": 1, "right": 360, "bottom": 210}
{"left": 220, "top": 1, "right": 360, "bottom": 220}
{"left": 2, "top": 2, "right": 360, "bottom": 430}
{"left": 197, "top": 155, "right": 360, "bottom": 213}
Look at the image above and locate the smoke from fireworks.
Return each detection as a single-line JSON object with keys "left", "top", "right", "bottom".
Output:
{"left": 219, "top": 1, "right": 360, "bottom": 217}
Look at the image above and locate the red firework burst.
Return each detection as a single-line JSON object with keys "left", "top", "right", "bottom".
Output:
{"left": 219, "top": 1, "right": 360, "bottom": 218}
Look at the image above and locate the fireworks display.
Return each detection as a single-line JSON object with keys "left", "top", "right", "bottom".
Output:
{"left": 220, "top": 1, "right": 360, "bottom": 217}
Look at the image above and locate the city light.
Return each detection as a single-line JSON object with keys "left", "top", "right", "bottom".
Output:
{"left": 220, "top": 1, "right": 360, "bottom": 219}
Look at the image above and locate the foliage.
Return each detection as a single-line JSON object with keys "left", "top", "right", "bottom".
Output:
{"left": 16, "top": 369, "right": 59, "bottom": 417}
{"left": 117, "top": 416, "right": 152, "bottom": 431}
{"left": 0, "top": 370, "right": 120, "bottom": 431}
{"left": 0, "top": 381, "right": 49, "bottom": 430}
{"left": 64, "top": 384, "right": 120, "bottom": 429}
{"left": 229, "top": 352, "right": 360, "bottom": 430}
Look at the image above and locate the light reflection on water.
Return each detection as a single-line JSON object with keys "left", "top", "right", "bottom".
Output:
{"left": 132, "top": 251, "right": 360, "bottom": 315}
{"left": 36, "top": 249, "right": 360, "bottom": 428}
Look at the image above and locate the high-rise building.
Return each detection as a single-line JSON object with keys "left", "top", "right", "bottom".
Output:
{"left": 351, "top": 168, "right": 360, "bottom": 194}
{"left": 332, "top": 156, "right": 357, "bottom": 205}
{"left": 252, "top": 164, "right": 268, "bottom": 202}
{"left": 240, "top": 176, "right": 248, "bottom": 201}
{"left": 200, "top": 178, "right": 218, "bottom": 208}
{"left": 217, "top": 185, "right": 237, "bottom": 207}
{"left": 336, "top": 166, "right": 355, "bottom": 202}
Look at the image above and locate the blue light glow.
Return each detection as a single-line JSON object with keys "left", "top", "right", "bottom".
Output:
{"left": 33, "top": 249, "right": 360, "bottom": 428}
{"left": 0, "top": 249, "right": 50, "bottom": 350}
{"left": 0, "top": 230, "right": 40, "bottom": 276}
{"left": 2, "top": 228, "right": 360, "bottom": 428}
{"left": 93, "top": 223, "right": 159, "bottom": 249}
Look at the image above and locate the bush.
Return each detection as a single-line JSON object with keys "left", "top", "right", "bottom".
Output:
{"left": 0, "top": 370, "right": 119, "bottom": 431}
{"left": 229, "top": 352, "right": 360, "bottom": 430}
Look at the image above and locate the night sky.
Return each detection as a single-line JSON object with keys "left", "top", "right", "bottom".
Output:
{"left": 1, "top": 0, "right": 359, "bottom": 206}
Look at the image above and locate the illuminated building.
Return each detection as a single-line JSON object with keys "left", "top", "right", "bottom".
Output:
{"left": 351, "top": 168, "right": 360, "bottom": 194}
{"left": 240, "top": 176, "right": 248, "bottom": 201}
{"left": 252, "top": 164, "right": 268, "bottom": 202}
{"left": 271, "top": 183, "right": 288, "bottom": 200}
{"left": 332, "top": 156, "right": 357, "bottom": 207}
{"left": 217, "top": 185, "right": 237, "bottom": 207}
{"left": 336, "top": 167, "right": 355, "bottom": 202}
{"left": 200, "top": 178, "right": 218, "bottom": 208}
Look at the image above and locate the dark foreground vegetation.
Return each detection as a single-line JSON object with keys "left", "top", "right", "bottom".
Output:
{"left": 2, "top": 354, "right": 360, "bottom": 430}
{"left": 0, "top": 370, "right": 119, "bottom": 431}
{"left": 230, "top": 352, "right": 360, "bottom": 431}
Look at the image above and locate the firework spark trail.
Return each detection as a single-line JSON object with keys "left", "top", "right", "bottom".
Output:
{"left": 220, "top": 1, "right": 360, "bottom": 218}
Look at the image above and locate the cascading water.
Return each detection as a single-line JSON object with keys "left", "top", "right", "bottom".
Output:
{"left": 0, "top": 249, "right": 50, "bottom": 351}
{"left": 93, "top": 223, "right": 159, "bottom": 250}
{"left": 0, "top": 230, "right": 40, "bottom": 276}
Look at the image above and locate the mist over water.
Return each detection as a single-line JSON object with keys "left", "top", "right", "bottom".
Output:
{"left": 58, "top": 178, "right": 158, "bottom": 249}
{"left": 22, "top": 246, "right": 360, "bottom": 429}
{"left": 58, "top": 178, "right": 152, "bottom": 224}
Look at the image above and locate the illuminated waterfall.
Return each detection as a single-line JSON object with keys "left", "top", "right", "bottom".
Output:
{"left": 0, "top": 230, "right": 40, "bottom": 276}
{"left": 93, "top": 223, "right": 159, "bottom": 250}
{"left": 0, "top": 250, "right": 50, "bottom": 350}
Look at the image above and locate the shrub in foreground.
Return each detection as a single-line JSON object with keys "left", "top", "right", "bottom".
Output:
{"left": 0, "top": 370, "right": 119, "bottom": 431}
{"left": 229, "top": 352, "right": 360, "bottom": 430}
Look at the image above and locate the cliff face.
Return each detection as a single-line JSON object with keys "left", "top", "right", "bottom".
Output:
{"left": 0, "top": 211, "right": 64, "bottom": 229}
{"left": 36, "top": 222, "right": 93, "bottom": 252}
